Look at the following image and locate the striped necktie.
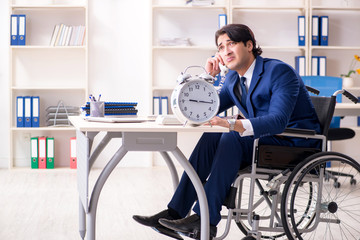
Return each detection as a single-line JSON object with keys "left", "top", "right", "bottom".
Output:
{"left": 240, "top": 76, "right": 247, "bottom": 109}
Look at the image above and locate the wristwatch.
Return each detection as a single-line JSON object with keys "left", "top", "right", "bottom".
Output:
{"left": 227, "top": 118, "right": 236, "bottom": 131}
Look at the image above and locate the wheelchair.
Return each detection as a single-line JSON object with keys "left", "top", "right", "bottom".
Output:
{"left": 214, "top": 89, "right": 360, "bottom": 240}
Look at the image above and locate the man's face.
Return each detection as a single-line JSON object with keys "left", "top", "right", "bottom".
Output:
{"left": 217, "top": 34, "right": 254, "bottom": 73}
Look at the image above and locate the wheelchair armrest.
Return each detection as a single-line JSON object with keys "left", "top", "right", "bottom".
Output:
{"left": 282, "top": 128, "right": 316, "bottom": 136}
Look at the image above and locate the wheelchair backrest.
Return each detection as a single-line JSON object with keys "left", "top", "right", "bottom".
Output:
{"left": 310, "top": 95, "right": 336, "bottom": 138}
{"left": 302, "top": 76, "right": 342, "bottom": 128}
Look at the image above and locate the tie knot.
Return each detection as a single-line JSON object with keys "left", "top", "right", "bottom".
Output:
{"left": 240, "top": 76, "right": 246, "bottom": 86}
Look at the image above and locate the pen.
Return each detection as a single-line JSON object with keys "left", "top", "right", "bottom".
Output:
{"left": 89, "top": 94, "right": 96, "bottom": 102}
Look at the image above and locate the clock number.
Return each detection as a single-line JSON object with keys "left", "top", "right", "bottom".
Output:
{"left": 208, "top": 92, "right": 213, "bottom": 97}
{"left": 184, "top": 106, "right": 187, "bottom": 111}
{"left": 184, "top": 93, "right": 189, "bottom": 97}
{"left": 189, "top": 111, "right": 193, "bottom": 116}
{"left": 181, "top": 99, "right": 185, "bottom": 103}
{"left": 203, "top": 112, "right": 207, "bottom": 117}
{"left": 196, "top": 114, "right": 200, "bottom": 119}
{"left": 195, "top": 85, "right": 200, "bottom": 90}
{"left": 208, "top": 107, "right": 212, "bottom": 111}
{"left": 189, "top": 87, "right": 193, "bottom": 92}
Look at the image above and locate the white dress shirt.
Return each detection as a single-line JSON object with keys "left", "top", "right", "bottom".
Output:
{"left": 237, "top": 59, "right": 256, "bottom": 137}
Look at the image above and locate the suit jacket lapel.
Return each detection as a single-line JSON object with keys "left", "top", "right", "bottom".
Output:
{"left": 247, "top": 56, "right": 264, "bottom": 117}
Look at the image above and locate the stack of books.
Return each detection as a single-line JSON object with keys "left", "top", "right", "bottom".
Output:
{"left": 81, "top": 102, "right": 138, "bottom": 116}
{"left": 49, "top": 24, "right": 86, "bottom": 46}
{"left": 159, "top": 37, "right": 191, "bottom": 46}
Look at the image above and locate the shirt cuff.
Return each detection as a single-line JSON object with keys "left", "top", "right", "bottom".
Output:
{"left": 239, "top": 119, "right": 254, "bottom": 137}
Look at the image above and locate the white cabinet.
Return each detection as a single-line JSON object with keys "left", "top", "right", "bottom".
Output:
{"left": 9, "top": 0, "right": 88, "bottom": 168}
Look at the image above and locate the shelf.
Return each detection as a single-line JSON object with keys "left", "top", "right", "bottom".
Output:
{"left": 153, "top": 45, "right": 306, "bottom": 51}
{"left": 11, "top": 126, "right": 76, "bottom": 131}
{"left": 311, "top": 46, "right": 360, "bottom": 50}
{"left": 11, "top": 46, "right": 87, "bottom": 50}
{"left": 312, "top": 6, "right": 360, "bottom": 11}
{"left": 11, "top": 86, "right": 87, "bottom": 90}
{"left": 153, "top": 86, "right": 175, "bottom": 91}
{"left": 231, "top": 5, "right": 305, "bottom": 10}
{"left": 11, "top": 4, "right": 86, "bottom": 9}
{"left": 261, "top": 46, "right": 306, "bottom": 50}
{"left": 153, "top": 46, "right": 216, "bottom": 50}
{"left": 152, "top": 5, "right": 228, "bottom": 10}
{"left": 8, "top": 167, "right": 77, "bottom": 172}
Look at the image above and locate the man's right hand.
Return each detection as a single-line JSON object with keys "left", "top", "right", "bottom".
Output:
{"left": 205, "top": 53, "right": 225, "bottom": 77}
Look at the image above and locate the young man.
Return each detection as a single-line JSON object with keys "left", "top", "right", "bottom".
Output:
{"left": 133, "top": 24, "right": 321, "bottom": 239}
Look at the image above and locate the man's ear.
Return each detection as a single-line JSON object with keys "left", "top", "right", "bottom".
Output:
{"left": 246, "top": 40, "right": 253, "bottom": 52}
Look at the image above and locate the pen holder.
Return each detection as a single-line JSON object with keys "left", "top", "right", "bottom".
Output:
{"left": 90, "top": 101, "right": 105, "bottom": 117}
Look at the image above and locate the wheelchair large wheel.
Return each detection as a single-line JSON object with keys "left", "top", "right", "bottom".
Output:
{"left": 281, "top": 152, "right": 360, "bottom": 240}
{"left": 234, "top": 176, "right": 315, "bottom": 239}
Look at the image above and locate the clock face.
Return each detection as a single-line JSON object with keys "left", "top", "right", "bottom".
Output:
{"left": 177, "top": 80, "right": 219, "bottom": 123}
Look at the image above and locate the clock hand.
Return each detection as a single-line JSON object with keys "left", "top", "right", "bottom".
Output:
{"left": 189, "top": 99, "right": 214, "bottom": 104}
{"left": 199, "top": 100, "right": 214, "bottom": 104}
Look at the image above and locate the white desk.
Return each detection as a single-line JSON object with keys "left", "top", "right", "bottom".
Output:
{"left": 334, "top": 103, "right": 360, "bottom": 116}
{"left": 69, "top": 116, "right": 228, "bottom": 240}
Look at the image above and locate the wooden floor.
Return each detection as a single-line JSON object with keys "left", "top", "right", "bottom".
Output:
{"left": 0, "top": 167, "right": 245, "bottom": 240}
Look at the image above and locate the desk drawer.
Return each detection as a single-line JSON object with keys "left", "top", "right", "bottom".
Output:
{"left": 122, "top": 132, "right": 177, "bottom": 151}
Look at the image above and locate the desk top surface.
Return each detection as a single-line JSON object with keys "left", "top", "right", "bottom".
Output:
{"left": 69, "top": 116, "right": 229, "bottom": 133}
{"left": 334, "top": 103, "right": 360, "bottom": 116}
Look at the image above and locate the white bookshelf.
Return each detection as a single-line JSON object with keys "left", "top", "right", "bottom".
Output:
{"left": 9, "top": 0, "right": 88, "bottom": 168}
{"left": 309, "top": 0, "right": 360, "bottom": 82}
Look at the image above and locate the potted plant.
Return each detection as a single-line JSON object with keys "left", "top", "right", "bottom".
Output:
{"left": 340, "top": 54, "right": 360, "bottom": 88}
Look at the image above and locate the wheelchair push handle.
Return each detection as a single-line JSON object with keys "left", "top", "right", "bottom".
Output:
{"left": 305, "top": 85, "right": 320, "bottom": 95}
{"left": 343, "top": 90, "right": 359, "bottom": 104}
{"left": 334, "top": 89, "right": 359, "bottom": 104}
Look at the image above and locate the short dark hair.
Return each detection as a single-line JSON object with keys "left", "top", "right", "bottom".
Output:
{"left": 215, "top": 24, "right": 262, "bottom": 57}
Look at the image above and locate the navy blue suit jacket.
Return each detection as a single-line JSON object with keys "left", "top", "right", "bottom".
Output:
{"left": 218, "top": 56, "right": 321, "bottom": 141}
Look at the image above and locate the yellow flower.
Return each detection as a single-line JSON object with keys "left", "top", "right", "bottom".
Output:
{"left": 341, "top": 54, "right": 360, "bottom": 77}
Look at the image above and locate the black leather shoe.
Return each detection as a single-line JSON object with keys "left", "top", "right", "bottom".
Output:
{"left": 133, "top": 210, "right": 183, "bottom": 240}
{"left": 159, "top": 214, "right": 217, "bottom": 239}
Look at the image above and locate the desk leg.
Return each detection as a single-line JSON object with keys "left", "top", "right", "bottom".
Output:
{"left": 171, "top": 147, "right": 210, "bottom": 240}
{"left": 159, "top": 151, "right": 179, "bottom": 191}
{"left": 79, "top": 197, "right": 86, "bottom": 239}
{"left": 89, "top": 133, "right": 112, "bottom": 169}
{"left": 86, "top": 146, "right": 128, "bottom": 240}
{"left": 78, "top": 132, "right": 110, "bottom": 239}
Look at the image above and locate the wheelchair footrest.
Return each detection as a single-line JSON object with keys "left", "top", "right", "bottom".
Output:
{"left": 179, "top": 230, "right": 214, "bottom": 240}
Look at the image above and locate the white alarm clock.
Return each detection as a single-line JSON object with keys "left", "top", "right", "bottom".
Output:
{"left": 171, "top": 66, "right": 220, "bottom": 126}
